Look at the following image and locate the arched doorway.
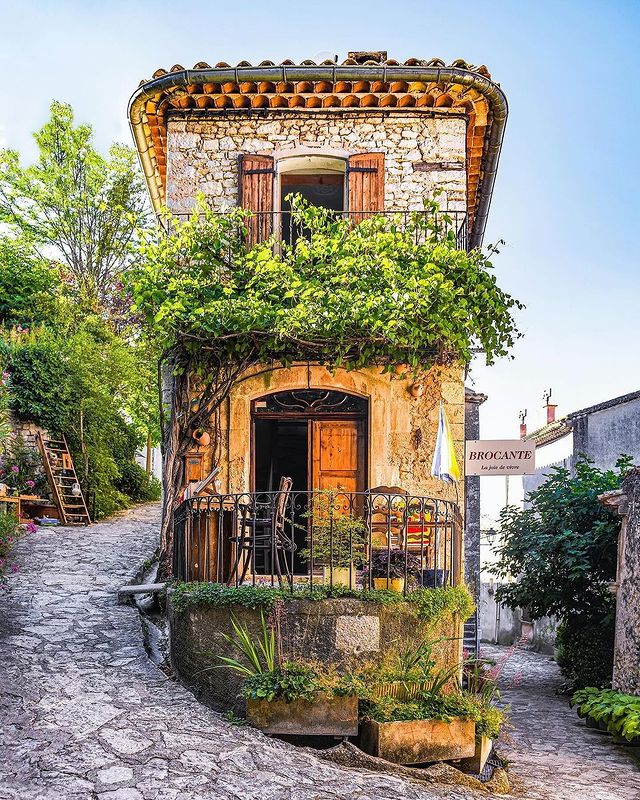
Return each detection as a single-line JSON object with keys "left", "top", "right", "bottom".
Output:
{"left": 251, "top": 389, "right": 368, "bottom": 495}
{"left": 251, "top": 389, "right": 368, "bottom": 575}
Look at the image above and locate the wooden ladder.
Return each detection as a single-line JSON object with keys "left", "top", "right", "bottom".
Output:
{"left": 37, "top": 433, "right": 91, "bottom": 526}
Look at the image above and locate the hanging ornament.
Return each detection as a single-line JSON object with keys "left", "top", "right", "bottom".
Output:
{"left": 192, "top": 428, "right": 211, "bottom": 447}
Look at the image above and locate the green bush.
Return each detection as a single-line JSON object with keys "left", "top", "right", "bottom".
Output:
{"left": 115, "top": 460, "right": 161, "bottom": 502}
{"left": 556, "top": 614, "right": 615, "bottom": 689}
{"left": 0, "top": 512, "right": 23, "bottom": 585}
{"left": 572, "top": 687, "right": 640, "bottom": 741}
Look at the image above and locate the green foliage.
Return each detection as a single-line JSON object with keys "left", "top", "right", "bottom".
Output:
{"left": 490, "top": 458, "right": 628, "bottom": 687}
{"left": 363, "top": 691, "right": 477, "bottom": 723}
{"left": 242, "top": 660, "right": 359, "bottom": 703}
{"left": 492, "top": 458, "right": 626, "bottom": 618}
{"left": 170, "top": 581, "right": 473, "bottom": 623}
{"left": 216, "top": 611, "right": 276, "bottom": 677}
{"left": 556, "top": 615, "right": 615, "bottom": 689}
{"left": 5, "top": 320, "right": 157, "bottom": 518}
{"left": 115, "top": 461, "right": 161, "bottom": 502}
{"left": 0, "top": 512, "right": 23, "bottom": 585}
{"left": 0, "top": 435, "right": 48, "bottom": 496}
{"left": 299, "top": 490, "right": 368, "bottom": 568}
{"left": 0, "top": 238, "right": 59, "bottom": 326}
{"left": 572, "top": 687, "right": 640, "bottom": 742}
{"left": 130, "top": 197, "right": 521, "bottom": 372}
{"left": 0, "top": 101, "right": 149, "bottom": 314}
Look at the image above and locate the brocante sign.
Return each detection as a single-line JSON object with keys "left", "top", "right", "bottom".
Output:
{"left": 465, "top": 440, "right": 536, "bottom": 476}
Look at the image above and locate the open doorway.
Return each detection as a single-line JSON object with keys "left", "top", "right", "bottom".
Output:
{"left": 278, "top": 154, "right": 346, "bottom": 244}
{"left": 252, "top": 389, "right": 368, "bottom": 574}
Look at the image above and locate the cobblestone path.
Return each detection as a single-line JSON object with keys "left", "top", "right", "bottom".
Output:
{"left": 0, "top": 504, "right": 476, "bottom": 800}
{"left": 483, "top": 643, "right": 640, "bottom": 800}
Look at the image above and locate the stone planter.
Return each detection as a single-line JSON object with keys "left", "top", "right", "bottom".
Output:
{"left": 459, "top": 735, "right": 493, "bottom": 773}
{"left": 360, "top": 717, "right": 475, "bottom": 764}
{"left": 246, "top": 692, "right": 358, "bottom": 736}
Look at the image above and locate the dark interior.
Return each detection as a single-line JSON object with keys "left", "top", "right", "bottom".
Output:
{"left": 254, "top": 419, "right": 308, "bottom": 573}
{"left": 280, "top": 173, "right": 344, "bottom": 244}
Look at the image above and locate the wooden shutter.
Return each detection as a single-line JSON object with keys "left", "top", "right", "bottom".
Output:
{"left": 239, "top": 154, "right": 274, "bottom": 246}
{"left": 347, "top": 152, "right": 384, "bottom": 222}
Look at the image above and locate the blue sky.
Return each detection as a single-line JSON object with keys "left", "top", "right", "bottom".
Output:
{"left": 1, "top": 0, "right": 638, "bottom": 520}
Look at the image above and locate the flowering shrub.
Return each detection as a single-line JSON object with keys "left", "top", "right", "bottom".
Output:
{"left": 0, "top": 435, "right": 48, "bottom": 496}
{"left": 0, "top": 512, "right": 24, "bottom": 587}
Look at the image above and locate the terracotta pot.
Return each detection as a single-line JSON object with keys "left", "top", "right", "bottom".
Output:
{"left": 192, "top": 429, "right": 211, "bottom": 447}
{"left": 373, "top": 577, "right": 405, "bottom": 593}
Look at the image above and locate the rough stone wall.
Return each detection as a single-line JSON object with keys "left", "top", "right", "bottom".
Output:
{"left": 198, "top": 362, "right": 464, "bottom": 510}
{"left": 464, "top": 390, "right": 486, "bottom": 587}
{"left": 605, "top": 468, "right": 640, "bottom": 694}
{"left": 168, "top": 594, "right": 461, "bottom": 711}
{"left": 165, "top": 112, "right": 467, "bottom": 214}
{"left": 8, "top": 412, "right": 49, "bottom": 453}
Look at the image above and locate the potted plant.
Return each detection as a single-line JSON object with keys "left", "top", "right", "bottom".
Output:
{"left": 216, "top": 611, "right": 358, "bottom": 736}
{"left": 300, "top": 491, "right": 367, "bottom": 587}
{"left": 367, "top": 636, "right": 459, "bottom": 701}
{"left": 359, "top": 692, "right": 477, "bottom": 764}
{"left": 366, "top": 548, "right": 420, "bottom": 592}
{"left": 459, "top": 657, "right": 506, "bottom": 773}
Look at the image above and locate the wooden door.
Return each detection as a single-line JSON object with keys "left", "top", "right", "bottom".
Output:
{"left": 311, "top": 420, "right": 365, "bottom": 494}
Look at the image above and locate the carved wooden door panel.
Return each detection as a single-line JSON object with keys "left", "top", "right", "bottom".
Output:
{"left": 310, "top": 419, "right": 365, "bottom": 494}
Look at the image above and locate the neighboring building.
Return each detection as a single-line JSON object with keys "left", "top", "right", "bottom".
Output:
{"left": 128, "top": 52, "right": 508, "bottom": 597}
{"left": 524, "top": 390, "right": 640, "bottom": 497}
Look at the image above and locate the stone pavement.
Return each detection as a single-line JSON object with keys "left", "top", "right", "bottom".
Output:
{"left": 483, "top": 643, "right": 640, "bottom": 800}
{"left": 0, "top": 504, "right": 476, "bottom": 800}
{"left": 2, "top": 505, "right": 640, "bottom": 799}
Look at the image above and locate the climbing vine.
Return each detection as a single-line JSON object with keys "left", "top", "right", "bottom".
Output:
{"left": 129, "top": 197, "right": 522, "bottom": 572}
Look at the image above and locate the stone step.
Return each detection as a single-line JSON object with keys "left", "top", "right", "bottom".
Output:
{"left": 117, "top": 582, "right": 166, "bottom": 605}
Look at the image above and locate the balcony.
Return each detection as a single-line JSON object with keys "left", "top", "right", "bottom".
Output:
{"left": 167, "top": 208, "right": 469, "bottom": 252}
{"left": 173, "top": 489, "right": 462, "bottom": 591}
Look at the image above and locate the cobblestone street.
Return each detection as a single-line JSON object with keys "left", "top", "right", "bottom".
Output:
{"left": 0, "top": 504, "right": 476, "bottom": 800}
{"left": 483, "top": 643, "right": 640, "bottom": 799}
{"left": 1, "top": 506, "right": 639, "bottom": 799}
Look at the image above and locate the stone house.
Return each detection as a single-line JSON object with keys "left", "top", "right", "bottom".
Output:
{"left": 128, "top": 52, "right": 508, "bottom": 589}
{"left": 523, "top": 390, "right": 640, "bottom": 497}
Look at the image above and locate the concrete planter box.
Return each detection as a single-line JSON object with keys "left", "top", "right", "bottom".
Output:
{"left": 459, "top": 735, "right": 493, "bottom": 773}
{"left": 360, "top": 717, "right": 475, "bottom": 764}
{"left": 246, "top": 692, "right": 358, "bottom": 736}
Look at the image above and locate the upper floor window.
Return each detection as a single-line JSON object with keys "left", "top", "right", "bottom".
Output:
{"left": 239, "top": 151, "right": 384, "bottom": 246}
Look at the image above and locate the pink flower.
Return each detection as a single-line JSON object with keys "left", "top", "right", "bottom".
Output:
{"left": 26, "top": 523, "right": 37, "bottom": 533}
{"left": 25, "top": 480, "right": 35, "bottom": 489}
{"left": 10, "top": 563, "right": 19, "bottom": 573}
{"left": 11, "top": 466, "right": 19, "bottom": 474}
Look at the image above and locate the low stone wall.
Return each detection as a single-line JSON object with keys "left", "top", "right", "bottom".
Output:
{"left": 168, "top": 594, "right": 461, "bottom": 711}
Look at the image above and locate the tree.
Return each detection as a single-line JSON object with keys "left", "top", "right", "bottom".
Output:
{"left": 129, "top": 198, "right": 522, "bottom": 574}
{"left": 0, "top": 102, "right": 149, "bottom": 316}
{"left": 0, "top": 237, "right": 59, "bottom": 326}
{"left": 490, "top": 458, "right": 629, "bottom": 687}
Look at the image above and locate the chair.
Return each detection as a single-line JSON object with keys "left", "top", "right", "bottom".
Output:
{"left": 365, "top": 486, "right": 409, "bottom": 549}
{"left": 227, "top": 477, "right": 295, "bottom": 588}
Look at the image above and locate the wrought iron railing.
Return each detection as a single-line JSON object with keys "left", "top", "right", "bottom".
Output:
{"left": 173, "top": 490, "right": 462, "bottom": 593}
{"left": 167, "top": 208, "right": 468, "bottom": 252}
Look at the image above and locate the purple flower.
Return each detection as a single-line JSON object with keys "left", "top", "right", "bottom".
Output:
{"left": 25, "top": 480, "right": 35, "bottom": 489}
{"left": 10, "top": 563, "right": 18, "bottom": 573}
{"left": 10, "top": 466, "right": 19, "bottom": 474}
{"left": 26, "top": 523, "right": 37, "bottom": 533}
